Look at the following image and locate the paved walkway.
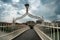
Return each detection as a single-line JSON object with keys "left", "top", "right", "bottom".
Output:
{"left": 12, "top": 29, "right": 41, "bottom": 40}
{"left": 0, "top": 31, "right": 8, "bottom": 36}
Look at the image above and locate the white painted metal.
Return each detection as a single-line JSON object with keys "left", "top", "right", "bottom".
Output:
{"left": 34, "top": 25, "right": 52, "bottom": 40}
{"left": 51, "top": 25, "right": 53, "bottom": 39}
{"left": 36, "top": 23, "right": 60, "bottom": 40}
{"left": 57, "top": 23, "right": 59, "bottom": 40}
{"left": 53, "top": 24, "right": 55, "bottom": 40}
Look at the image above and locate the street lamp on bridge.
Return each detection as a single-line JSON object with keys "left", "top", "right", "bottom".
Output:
{"left": 25, "top": 4, "right": 29, "bottom": 13}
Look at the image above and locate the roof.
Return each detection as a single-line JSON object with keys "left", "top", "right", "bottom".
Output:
{"left": 44, "top": 19, "right": 51, "bottom": 23}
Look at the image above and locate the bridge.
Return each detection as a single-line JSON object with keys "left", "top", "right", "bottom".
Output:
{"left": 0, "top": 3, "right": 60, "bottom": 40}
{"left": 0, "top": 22, "right": 59, "bottom": 40}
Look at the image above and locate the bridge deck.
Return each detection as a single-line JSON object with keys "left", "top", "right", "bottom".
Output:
{"left": 12, "top": 29, "right": 41, "bottom": 40}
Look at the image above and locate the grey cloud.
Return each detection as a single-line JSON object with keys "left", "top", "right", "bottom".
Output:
{"left": 41, "top": 0, "right": 55, "bottom": 5}
{"left": 0, "top": 0, "right": 60, "bottom": 22}
{"left": 40, "top": 0, "right": 60, "bottom": 21}
{"left": 55, "top": 0, "right": 60, "bottom": 15}
{"left": 1, "top": 0, "right": 12, "bottom": 3}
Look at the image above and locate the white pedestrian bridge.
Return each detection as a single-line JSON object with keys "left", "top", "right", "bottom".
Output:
{"left": 0, "top": 23, "right": 60, "bottom": 40}
{"left": 0, "top": 3, "right": 59, "bottom": 40}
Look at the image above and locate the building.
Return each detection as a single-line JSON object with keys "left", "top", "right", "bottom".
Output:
{"left": 0, "top": 22, "right": 23, "bottom": 27}
{"left": 52, "top": 20, "right": 60, "bottom": 27}
{"left": 36, "top": 19, "right": 44, "bottom": 24}
{"left": 26, "top": 21, "right": 36, "bottom": 26}
{"left": 26, "top": 21, "right": 36, "bottom": 29}
{"left": 0, "top": 22, "right": 12, "bottom": 27}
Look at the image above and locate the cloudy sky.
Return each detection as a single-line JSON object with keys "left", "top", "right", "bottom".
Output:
{"left": 0, "top": 0, "right": 60, "bottom": 23}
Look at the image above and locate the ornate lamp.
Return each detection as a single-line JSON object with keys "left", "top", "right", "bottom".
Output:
{"left": 25, "top": 4, "right": 29, "bottom": 13}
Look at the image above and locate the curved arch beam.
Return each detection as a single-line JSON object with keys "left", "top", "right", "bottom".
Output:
{"left": 15, "top": 13, "right": 28, "bottom": 21}
{"left": 14, "top": 13, "right": 43, "bottom": 22}
{"left": 28, "top": 13, "right": 43, "bottom": 20}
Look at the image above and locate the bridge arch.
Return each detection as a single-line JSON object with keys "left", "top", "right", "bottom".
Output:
{"left": 12, "top": 4, "right": 44, "bottom": 29}
{"left": 14, "top": 3, "right": 43, "bottom": 23}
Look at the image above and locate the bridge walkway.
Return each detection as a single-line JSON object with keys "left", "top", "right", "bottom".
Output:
{"left": 12, "top": 29, "right": 41, "bottom": 40}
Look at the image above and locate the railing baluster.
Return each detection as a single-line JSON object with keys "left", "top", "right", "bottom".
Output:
{"left": 57, "top": 23, "right": 59, "bottom": 40}
{"left": 38, "top": 23, "right": 60, "bottom": 40}
{"left": 53, "top": 23, "right": 55, "bottom": 40}
{"left": 51, "top": 27, "right": 53, "bottom": 39}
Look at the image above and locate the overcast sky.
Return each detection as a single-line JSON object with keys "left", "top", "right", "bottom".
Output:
{"left": 0, "top": 0, "right": 60, "bottom": 23}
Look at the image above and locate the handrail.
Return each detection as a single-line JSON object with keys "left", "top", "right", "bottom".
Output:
{"left": 0, "top": 27, "right": 30, "bottom": 40}
{"left": 34, "top": 26, "right": 52, "bottom": 40}
{"left": 34, "top": 24, "right": 60, "bottom": 40}
{"left": 39, "top": 24, "right": 60, "bottom": 29}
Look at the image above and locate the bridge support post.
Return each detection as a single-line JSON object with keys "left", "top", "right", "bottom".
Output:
{"left": 53, "top": 23, "right": 55, "bottom": 40}
{"left": 57, "top": 23, "right": 59, "bottom": 40}
{"left": 51, "top": 27, "right": 53, "bottom": 39}
{"left": 51, "top": 23, "right": 53, "bottom": 39}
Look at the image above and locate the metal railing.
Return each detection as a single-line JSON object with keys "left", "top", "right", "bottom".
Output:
{"left": 0, "top": 26, "right": 30, "bottom": 40}
{"left": 36, "top": 23, "right": 60, "bottom": 40}
{"left": 34, "top": 26, "right": 52, "bottom": 40}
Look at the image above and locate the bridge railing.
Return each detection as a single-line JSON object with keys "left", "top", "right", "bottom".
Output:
{"left": 34, "top": 25, "right": 52, "bottom": 40}
{"left": 0, "top": 26, "right": 30, "bottom": 40}
{"left": 36, "top": 23, "right": 60, "bottom": 40}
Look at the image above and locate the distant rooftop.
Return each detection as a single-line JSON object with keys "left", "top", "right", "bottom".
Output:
{"left": 44, "top": 19, "right": 51, "bottom": 23}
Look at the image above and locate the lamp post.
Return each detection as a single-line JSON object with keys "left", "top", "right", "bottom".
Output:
{"left": 25, "top": 4, "right": 29, "bottom": 14}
